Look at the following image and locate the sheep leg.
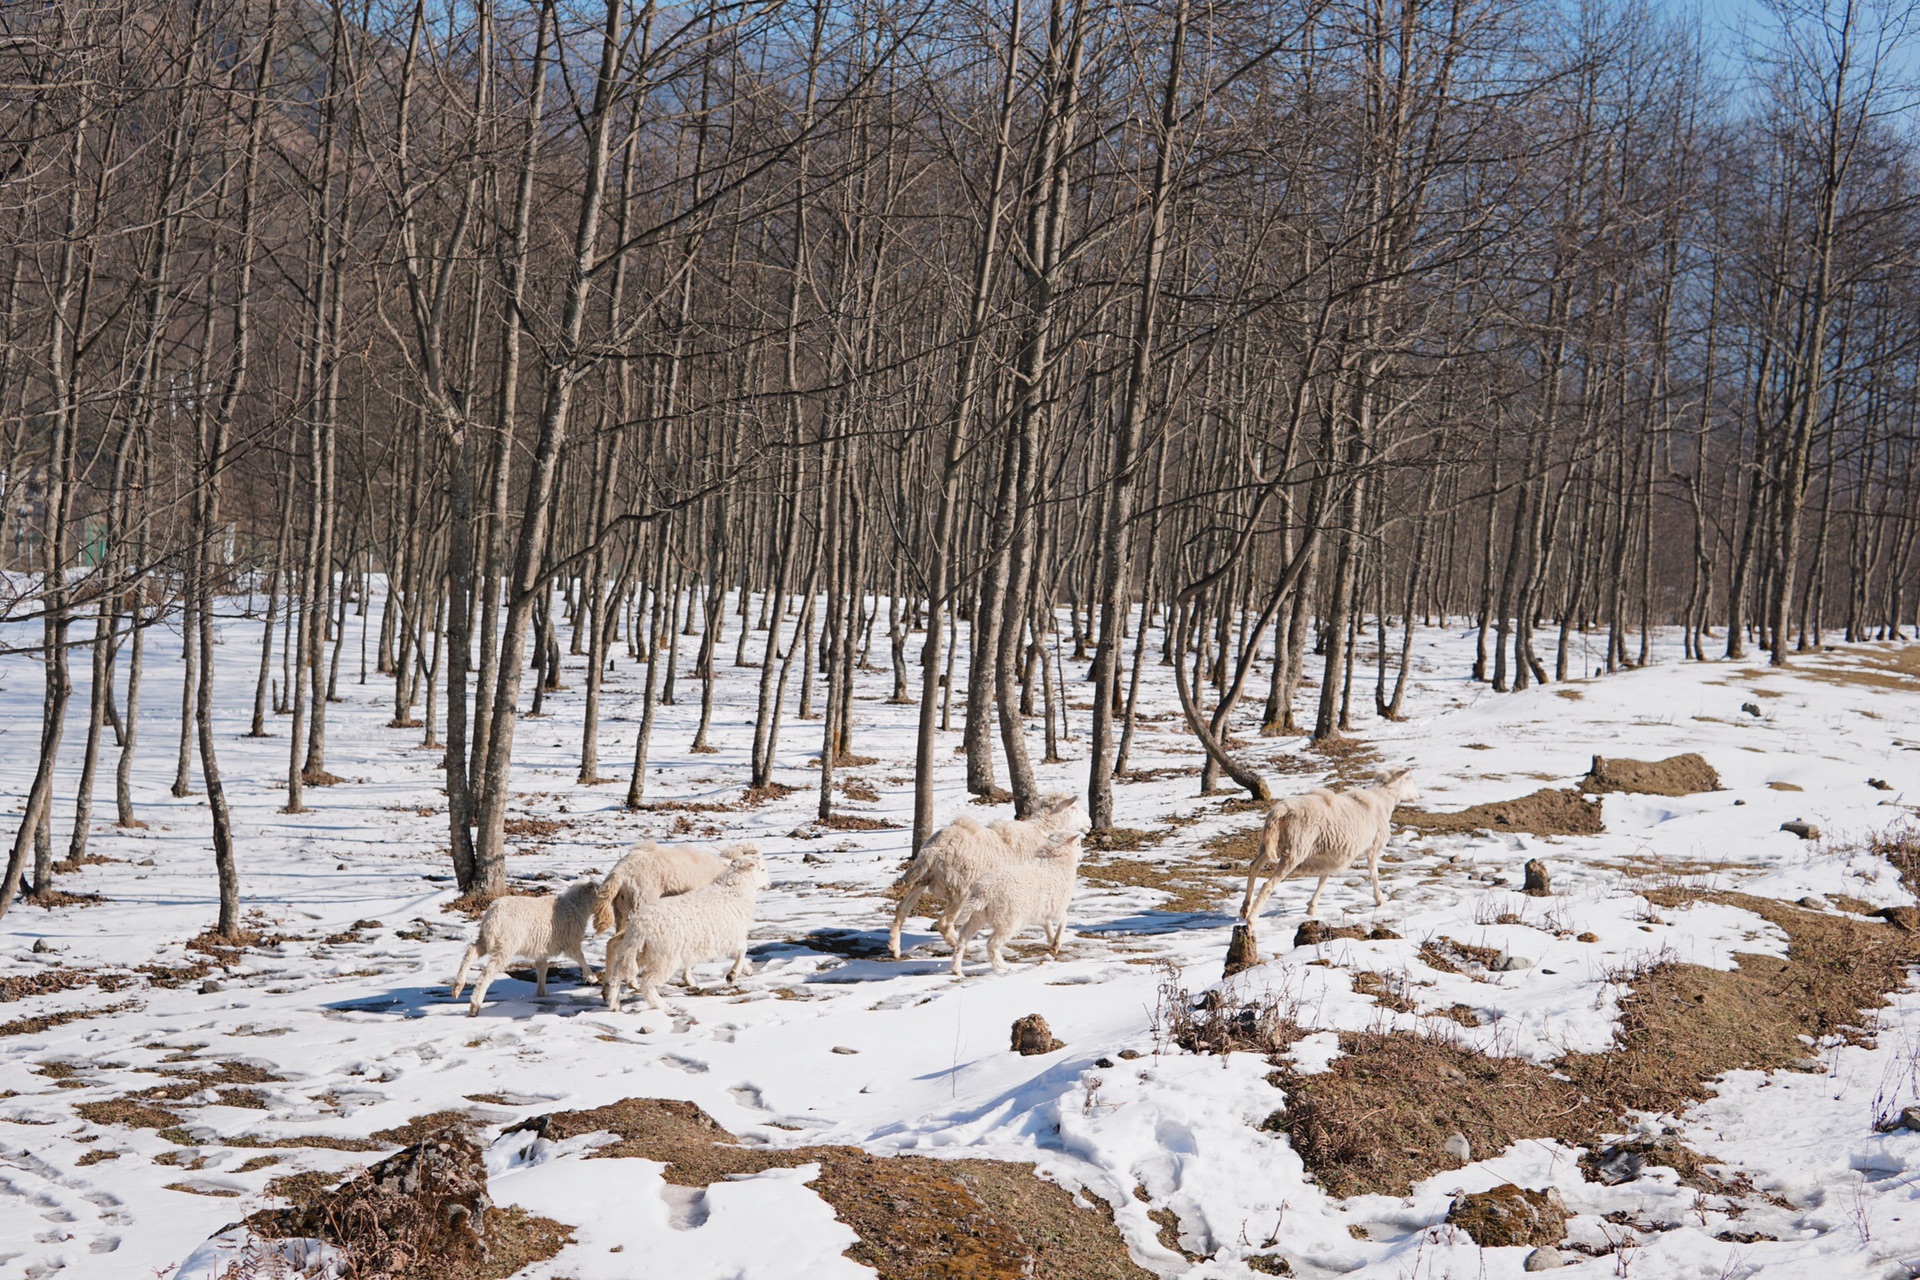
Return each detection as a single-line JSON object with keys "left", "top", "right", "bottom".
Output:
{"left": 987, "top": 931, "right": 1010, "bottom": 973}
{"left": 727, "top": 949, "right": 749, "bottom": 984}
{"left": 468, "top": 959, "right": 507, "bottom": 1016}
{"left": 534, "top": 957, "right": 550, "bottom": 997}
{"left": 1304, "top": 875, "right": 1329, "bottom": 917}
{"left": 1046, "top": 919, "right": 1064, "bottom": 956}
{"left": 951, "top": 916, "right": 978, "bottom": 978}
{"left": 641, "top": 973, "right": 670, "bottom": 1013}
{"left": 1368, "top": 844, "right": 1386, "bottom": 907}
{"left": 450, "top": 945, "right": 479, "bottom": 999}
{"left": 1239, "top": 862, "right": 1267, "bottom": 921}
{"left": 889, "top": 883, "right": 924, "bottom": 959}
{"left": 571, "top": 942, "right": 597, "bottom": 985}
{"left": 1246, "top": 872, "right": 1284, "bottom": 923}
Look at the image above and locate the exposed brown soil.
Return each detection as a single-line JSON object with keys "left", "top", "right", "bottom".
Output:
{"left": 1581, "top": 753, "right": 1721, "bottom": 796}
{"left": 741, "top": 781, "right": 801, "bottom": 806}
{"left": 503, "top": 817, "right": 565, "bottom": 840}
{"left": 27, "top": 888, "right": 105, "bottom": 908}
{"left": 1270, "top": 892, "right": 1916, "bottom": 1197}
{"left": 1081, "top": 854, "right": 1230, "bottom": 915}
{"left": 511, "top": 1099, "right": 1150, "bottom": 1279}
{"left": 1, "top": 967, "right": 131, "bottom": 1002}
{"left": 1, "top": 1000, "right": 139, "bottom": 1037}
{"left": 1403, "top": 788, "right": 1603, "bottom": 837}
{"left": 818, "top": 813, "right": 901, "bottom": 832}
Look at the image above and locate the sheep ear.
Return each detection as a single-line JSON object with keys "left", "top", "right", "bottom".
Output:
{"left": 1050, "top": 794, "right": 1075, "bottom": 812}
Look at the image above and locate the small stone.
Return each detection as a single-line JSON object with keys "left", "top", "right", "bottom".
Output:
{"left": 1444, "top": 1132, "right": 1472, "bottom": 1163}
{"left": 1224, "top": 923, "right": 1259, "bottom": 978}
{"left": 1870, "top": 778, "right": 1894, "bottom": 791}
{"left": 1010, "top": 1014, "right": 1064, "bottom": 1056}
{"left": 1732, "top": 799, "right": 1745, "bottom": 806}
{"left": 336, "top": 862, "right": 348, "bottom": 871}
{"left": 31, "top": 939, "right": 50, "bottom": 953}
{"left": 1898, "top": 1106, "right": 1920, "bottom": 1132}
{"left": 1742, "top": 702, "right": 1763, "bottom": 717}
{"left": 1492, "top": 953, "right": 1534, "bottom": 972}
{"left": 803, "top": 853, "right": 828, "bottom": 865}
{"left": 199, "top": 979, "right": 224, "bottom": 995}
{"left": 138, "top": 858, "right": 156, "bottom": 866}
{"left": 1095, "top": 1057, "right": 1114, "bottom": 1069}
{"left": 1524, "top": 1247, "right": 1567, "bottom": 1271}
{"left": 1576, "top": 932, "right": 1599, "bottom": 943}
{"left": 1522, "top": 859, "right": 1551, "bottom": 897}
{"left": 1779, "top": 820, "right": 1821, "bottom": 840}
{"left": 1117, "top": 1049, "right": 1142, "bottom": 1060}
{"left": 1798, "top": 896, "right": 1827, "bottom": 910}
{"left": 830, "top": 1045, "right": 858, "bottom": 1055}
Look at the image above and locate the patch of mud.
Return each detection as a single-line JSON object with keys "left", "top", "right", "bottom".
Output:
{"left": 1581, "top": 752, "right": 1721, "bottom": 796}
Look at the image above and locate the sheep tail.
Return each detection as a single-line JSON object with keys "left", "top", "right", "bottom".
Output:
{"left": 1257, "top": 800, "right": 1293, "bottom": 872}
{"left": 590, "top": 878, "right": 622, "bottom": 934}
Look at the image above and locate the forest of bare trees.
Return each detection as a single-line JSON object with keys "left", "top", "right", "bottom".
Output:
{"left": 2, "top": 0, "right": 1917, "bottom": 936}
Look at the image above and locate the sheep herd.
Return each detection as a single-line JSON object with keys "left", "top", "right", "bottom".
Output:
{"left": 451, "top": 773, "right": 1417, "bottom": 1017}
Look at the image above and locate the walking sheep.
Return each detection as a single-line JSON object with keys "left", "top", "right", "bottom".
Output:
{"left": 1239, "top": 769, "right": 1418, "bottom": 923}
{"left": 890, "top": 792, "right": 1090, "bottom": 959}
{"left": 948, "top": 835, "right": 1084, "bottom": 976}
{"left": 603, "top": 852, "right": 769, "bottom": 1013}
{"left": 591, "top": 840, "right": 746, "bottom": 933}
{"left": 450, "top": 879, "right": 600, "bottom": 1017}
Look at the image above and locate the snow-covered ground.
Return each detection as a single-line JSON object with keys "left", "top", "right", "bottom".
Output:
{"left": 4, "top": 594, "right": 1920, "bottom": 1279}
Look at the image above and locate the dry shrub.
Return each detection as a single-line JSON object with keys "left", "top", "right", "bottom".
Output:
{"left": 1152, "top": 964, "right": 1301, "bottom": 1057}
{"left": 1272, "top": 893, "right": 1917, "bottom": 1197}
{"left": 1867, "top": 820, "right": 1920, "bottom": 898}
{"left": 502, "top": 817, "right": 563, "bottom": 840}
{"left": 511, "top": 1099, "right": 1148, "bottom": 1280}
{"left": 1, "top": 1000, "right": 139, "bottom": 1037}
{"left": 1403, "top": 788, "right": 1602, "bottom": 837}
{"left": 245, "top": 1127, "right": 570, "bottom": 1280}
{"left": 1581, "top": 753, "right": 1721, "bottom": 797}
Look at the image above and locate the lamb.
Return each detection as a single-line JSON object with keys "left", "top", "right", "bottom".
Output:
{"left": 889, "top": 791, "right": 1090, "bottom": 959}
{"left": 603, "top": 851, "right": 770, "bottom": 1013}
{"left": 1238, "top": 769, "right": 1419, "bottom": 923}
{"left": 450, "top": 879, "right": 600, "bottom": 1017}
{"left": 948, "top": 835, "right": 1084, "bottom": 976}
{"left": 591, "top": 840, "right": 747, "bottom": 933}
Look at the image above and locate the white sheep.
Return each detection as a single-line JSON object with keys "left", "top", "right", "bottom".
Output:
{"left": 890, "top": 791, "right": 1089, "bottom": 959}
{"left": 603, "top": 852, "right": 769, "bottom": 1013}
{"left": 948, "top": 834, "right": 1084, "bottom": 976}
{"left": 450, "top": 879, "right": 600, "bottom": 1016}
{"left": 591, "top": 839, "right": 745, "bottom": 933}
{"left": 1239, "top": 768, "right": 1418, "bottom": 923}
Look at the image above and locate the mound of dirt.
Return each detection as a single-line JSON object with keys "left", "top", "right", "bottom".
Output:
{"left": 512, "top": 1099, "right": 1149, "bottom": 1280}
{"left": 1581, "top": 752, "right": 1721, "bottom": 796}
{"left": 1402, "top": 788, "right": 1602, "bottom": 837}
